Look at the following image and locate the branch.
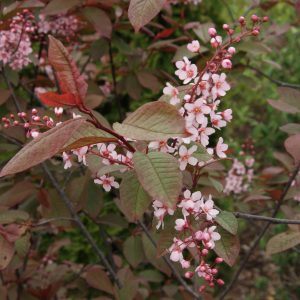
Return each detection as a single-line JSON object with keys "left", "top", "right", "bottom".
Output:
{"left": 244, "top": 64, "right": 300, "bottom": 90}
{"left": 137, "top": 220, "right": 202, "bottom": 300}
{"left": 234, "top": 212, "right": 300, "bottom": 224}
{"left": 108, "top": 40, "right": 124, "bottom": 121}
{"left": 41, "top": 162, "right": 122, "bottom": 289}
{"left": 219, "top": 160, "right": 300, "bottom": 299}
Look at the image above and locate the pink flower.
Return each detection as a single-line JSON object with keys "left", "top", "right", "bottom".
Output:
{"left": 94, "top": 175, "right": 119, "bottom": 192}
{"left": 72, "top": 146, "right": 88, "bottom": 165}
{"left": 178, "top": 189, "right": 202, "bottom": 216}
{"left": 169, "top": 238, "right": 186, "bottom": 262}
{"left": 178, "top": 145, "right": 198, "bottom": 170}
{"left": 187, "top": 40, "right": 200, "bottom": 52}
{"left": 200, "top": 196, "right": 219, "bottom": 221}
{"left": 185, "top": 98, "right": 211, "bottom": 125}
{"left": 62, "top": 152, "right": 72, "bottom": 169}
{"left": 216, "top": 137, "right": 228, "bottom": 158}
{"left": 198, "top": 118, "right": 215, "bottom": 147}
{"left": 210, "top": 112, "right": 227, "bottom": 129}
{"left": 97, "top": 143, "right": 117, "bottom": 165}
{"left": 175, "top": 57, "right": 198, "bottom": 84}
{"left": 194, "top": 73, "right": 211, "bottom": 98}
{"left": 203, "top": 226, "right": 221, "bottom": 249}
{"left": 153, "top": 200, "right": 174, "bottom": 229}
{"left": 221, "top": 109, "right": 232, "bottom": 122}
{"left": 211, "top": 73, "right": 230, "bottom": 100}
{"left": 54, "top": 107, "right": 63, "bottom": 116}
{"left": 175, "top": 218, "right": 187, "bottom": 231}
{"left": 163, "top": 82, "right": 180, "bottom": 105}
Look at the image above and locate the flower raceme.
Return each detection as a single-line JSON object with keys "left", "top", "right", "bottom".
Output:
{"left": 0, "top": 14, "right": 268, "bottom": 293}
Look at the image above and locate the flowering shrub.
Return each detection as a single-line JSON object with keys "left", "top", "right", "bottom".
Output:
{"left": 0, "top": 1, "right": 300, "bottom": 299}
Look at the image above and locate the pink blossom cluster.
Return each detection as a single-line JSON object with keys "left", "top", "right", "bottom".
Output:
{"left": 52, "top": 15, "right": 267, "bottom": 292}
{"left": 37, "top": 14, "right": 80, "bottom": 40}
{"left": 0, "top": 10, "right": 35, "bottom": 70}
{"left": 224, "top": 156, "right": 255, "bottom": 195}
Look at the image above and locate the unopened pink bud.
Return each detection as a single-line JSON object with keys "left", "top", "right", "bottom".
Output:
{"left": 217, "top": 279, "right": 225, "bottom": 285}
{"left": 211, "top": 268, "right": 218, "bottom": 275}
{"left": 222, "top": 59, "right": 232, "bottom": 69}
{"left": 209, "top": 282, "right": 214, "bottom": 287}
{"left": 185, "top": 271, "right": 194, "bottom": 279}
{"left": 223, "top": 24, "right": 229, "bottom": 30}
{"left": 263, "top": 16, "right": 269, "bottom": 22}
{"left": 252, "top": 29, "right": 260, "bottom": 36}
{"left": 199, "top": 285, "right": 206, "bottom": 293}
{"left": 32, "top": 108, "right": 37, "bottom": 114}
{"left": 208, "top": 27, "right": 217, "bottom": 37}
{"left": 228, "top": 46, "right": 236, "bottom": 54}
{"left": 239, "top": 16, "right": 245, "bottom": 24}
{"left": 202, "top": 249, "right": 209, "bottom": 256}
{"left": 205, "top": 275, "right": 211, "bottom": 281}
{"left": 215, "top": 257, "right": 223, "bottom": 263}
{"left": 24, "top": 122, "right": 30, "bottom": 128}
{"left": 13, "top": 120, "right": 19, "bottom": 125}
{"left": 200, "top": 266, "right": 206, "bottom": 272}
{"left": 251, "top": 14, "right": 259, "bottom": 22}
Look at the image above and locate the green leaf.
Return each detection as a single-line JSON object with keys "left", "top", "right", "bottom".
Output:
{"left": 215, "top": 211, "right": 238, "bottom": 235}
{"left": 214, "top": 227, "right": 240, "bottom": 266}
{"left": 128, "top": 0, "right": 164, "bottom": 32}
{"left": 119, "top": 171, "right": 152, "bottom": 222}
{"left": 123, "top": 236, "right": 145, "bottom": 268}
{"left": 0, "top": 210, "right": 30, "bottom": 224}
{"left": 0, "top": 118, "right": 85, "bottom": 177}
{"left": 0, "top": 236, "right": 14, "bottom": 270}
{"left": 113, "top": 101, "right": 188, "bottom": 141}
{"left": 266, "top": 231, "right": 300, "bottom": 256}
{"left": 133, "top": 152, "right": 182, "bottom": 208}
{"left": 15, "top": 233, "right": 31, "bottom": 257}
{"left": 139, "top": 269, "right": 164, "bottom": 283}
{"left": 191, "top": 142, "right": 212, "bottom": 162}
{"left": 209, "top": 177, "right": 223, "bottom": 193}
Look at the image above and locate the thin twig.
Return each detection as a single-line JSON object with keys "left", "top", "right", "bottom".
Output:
{"left": 41, "top": 162, "right": 122, "bottom": 288}
{"left": 219, "top": 160, "right": 300, "bottom": 299}
{"left": 234, "top": 212, "right": 300, "bottom": 224}
{"left": 244, "top": 64, "right": 300, "bottom": 90}
{"left": 108, "top": 40, "right": 124, "bottom": 121}
{"left": 138, "top": 220, "right": 202, "bottom": 300}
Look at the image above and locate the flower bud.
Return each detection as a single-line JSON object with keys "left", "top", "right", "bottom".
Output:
{"left": 228, "top": 46, "right": 236, "bottom": 54}
{"left": 223, "top": 24, "right": 229, "bottom": 30}
{"left": 215, "top": 257, "right": 223, "bottom": 263}
{"left": 185, "top": 271, "right": 194, "bottom": 279}
{"left": 208, "top": 27, "right": 217, "bottom": 37}
{"left": 217, "top": 279, "right": 225, "bottom": 285}
{"left": 239, "top": 16, "right": 245, "bottom": 24}
{"left": 222, "top": 59, "right": 232, "bottom": 69}
{"left": 251, "top": 14, "right": 259, "bottom": 22}
{"left": 202, "top": 248, "right": 209, "bottom": 256}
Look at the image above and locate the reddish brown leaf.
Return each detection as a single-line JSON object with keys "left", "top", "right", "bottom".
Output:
{"left": 0, "top": 235, "right": 14, "bottom": 270}
{"left": 47, "top": 36, "right": 88, "bottom": 105}
{"left": 154, "top": 28, "right": 175, "bottom": 40}
{"left": 285, "top": 134, "right": 300, "bottom": 163}
{"left": 85, "top": 265, "right": 114, "bottom": 294}
{"left": 0, "top": 118, "right": 85, "bottom": 177}
{"left": 38, "top": 91, "right": 78, "bottom": 107}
